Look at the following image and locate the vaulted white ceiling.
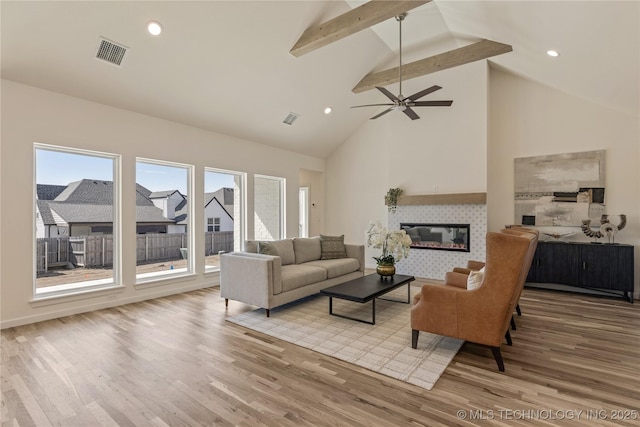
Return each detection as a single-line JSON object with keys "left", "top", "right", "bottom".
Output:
{"left": 2, "top": 1, "right": 638, "bottom": 158}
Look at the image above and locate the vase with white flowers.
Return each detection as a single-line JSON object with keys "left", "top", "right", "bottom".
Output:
{"left": 366, "top": 221, "right": 412, "bottom": 280}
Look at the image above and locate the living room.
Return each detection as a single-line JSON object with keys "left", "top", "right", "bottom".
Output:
{"left": 2, "top": 1, "right": 639, "bottom": 425}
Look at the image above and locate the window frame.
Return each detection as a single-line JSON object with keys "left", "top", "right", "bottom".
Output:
{"left": 204, "top": 167, "right": 246, "bottom": 272}
{"left": 135, "top": 158, "right": 195, "bottom": 284}
{"left": 33, "top": 143, "right": 122, "bottom": 300}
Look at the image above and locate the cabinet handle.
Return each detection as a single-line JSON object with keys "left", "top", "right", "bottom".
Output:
{"left": 582, "top": 262, "right": 586, "bottom": 270}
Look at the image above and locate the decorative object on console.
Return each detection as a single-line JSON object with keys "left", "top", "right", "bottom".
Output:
{"left": 385, "top": 188, "right": 403, "bottom": 213}
{"left": 366, "top": 221, "right": 412, "bottom": 279}
{"left": 540, "top": 230, "right": 576, "bottom": 242}
{"left": 581, "top": 214, "right": 626, "bottom": 244}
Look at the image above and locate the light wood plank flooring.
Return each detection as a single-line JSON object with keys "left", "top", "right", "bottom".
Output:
{"left": 2, "top": 279, "right": 639, "bottom": 426}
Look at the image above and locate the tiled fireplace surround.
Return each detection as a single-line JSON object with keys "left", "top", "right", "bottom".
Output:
{"left": 390, "top": 203, "right": 487, "bottom": 280}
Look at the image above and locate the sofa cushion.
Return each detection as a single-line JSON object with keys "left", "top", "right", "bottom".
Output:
{"left": 246, "top": 239, "right": 295, "bottom": 265}
{"left": 244, "top": 240, "right": 258, "bottom": 253}
{"left": 281, "top": 264, "right": 327, "bottom": 292}
{"left": 293, "top": 237, "right": 322, "bottom": 264}
{"left": 258, "top": 241, "right": 279, "bottom": 257}
{"left": 319, "top": 234, "right": 347, "bottom": 260}
{"left": 304, "top": 258, "right": 360, "bottom": 279}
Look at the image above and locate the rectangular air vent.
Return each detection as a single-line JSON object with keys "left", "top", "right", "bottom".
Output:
{"left": 283, "top": 112, "right": 300, "bottom": 126}
{"left": 96, "top": 37, "right": 128, "bottom": 66}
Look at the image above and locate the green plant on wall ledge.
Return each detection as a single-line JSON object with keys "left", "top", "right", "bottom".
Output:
{"left": 385, "top": 188, "right": 403, "bottom": 213}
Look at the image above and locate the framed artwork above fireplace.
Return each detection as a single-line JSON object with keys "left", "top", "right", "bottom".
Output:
{"left": 400, "top": 223, "right": 470, "bottom": 252}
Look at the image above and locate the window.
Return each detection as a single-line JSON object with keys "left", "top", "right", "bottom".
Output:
{"left": 205, "top": 168, "right": 244, "bottom": 271}
{"left": 34, "top": 144, "right": 119, "bottom": 297}
{"left": 206, "top": 217, "right": 221, "bottom": 232}
{"left": 254, "top": 175, "right": 285, "bottom": 240}
{"left": 135, "top": 159, "right": 193, "bottom": 282}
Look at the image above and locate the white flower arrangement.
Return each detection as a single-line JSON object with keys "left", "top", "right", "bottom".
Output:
{"left": 366, "top": 221, "right": 412, "bottom": 266}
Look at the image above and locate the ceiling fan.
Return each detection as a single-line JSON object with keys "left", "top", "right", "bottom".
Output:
{"left": 352, "top": 13, "right": 453, "bottom": 120}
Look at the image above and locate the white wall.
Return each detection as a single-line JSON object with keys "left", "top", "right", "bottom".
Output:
{"left": 326, "top": 62, "right": 489, "bottom": 268}
{"left": 488, "top": 68, "right": 640, "bottom": 298}
{"left": 0, "top": 79, "right": 324, "bottom": 327}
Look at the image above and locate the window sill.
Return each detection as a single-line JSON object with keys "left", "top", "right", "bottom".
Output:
{"left": 31, "top": 283, "right": 125, "bottom": 307}
{"left": 135, "top": 270, "right": 197, "bottom": 289}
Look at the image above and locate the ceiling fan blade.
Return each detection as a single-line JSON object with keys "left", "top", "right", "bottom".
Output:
{"left": 413, "top": 100, "right": 453, "bottom": 107}
{"left": 404, "top": 85, "right": 442, "bottom": 102}
{"left": 375, "top": 86, "right": 400, "bottom": 102}
{"left": 370, "top": 108, "right": 394, "bottom": 120}
{"left": 351, "top": 103, "right": 394, "bottom": 108}
{"left": 403, "top": 107, "right": 420, "bottom": 120}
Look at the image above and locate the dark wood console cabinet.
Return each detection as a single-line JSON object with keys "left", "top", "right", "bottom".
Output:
{"left": 526, "top": 241, "right": 634, "bottom": 302}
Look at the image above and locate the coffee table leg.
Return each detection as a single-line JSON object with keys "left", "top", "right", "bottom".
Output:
{"left": 372, "top": 299, "right": 375, "bottom": 325}
{"left": 329, "top": 297, "right": 333, "bottom": 315}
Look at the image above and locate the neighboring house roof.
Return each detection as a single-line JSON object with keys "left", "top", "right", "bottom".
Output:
{"left": 48, "top": 202, "right": 174, "bottom": 224}
{"left": 36, "top": 200, "right": 56, "bottom": 225}
{"left": 36, "top": 184, "right": 67, "bottom": 200}
{"left": 149, "top": 190, "right": 180, "bottom": 199}
{"left": 205, "top": 188, "right": 234, "bottom": 220}
{"left": 39, "top": 180, "right": 193, "bottom": 226}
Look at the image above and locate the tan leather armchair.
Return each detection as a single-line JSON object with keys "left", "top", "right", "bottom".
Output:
{"left": 446, "top": 226, "right": 539, "bottom": 321}
{"left": 411, "top": 231, "right": 536, "bottom": 371}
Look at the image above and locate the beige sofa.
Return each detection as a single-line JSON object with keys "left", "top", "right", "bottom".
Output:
{"left": 220, "top": 236, "right": 364, "bottom": 316}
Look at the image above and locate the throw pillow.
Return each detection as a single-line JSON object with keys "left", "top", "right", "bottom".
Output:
{"left": 319, "top": 234, "right": 347, "bottom": 260}
{"left": 258, "top": 241, "right": 279, "bottom": 257}
{"left": 466, "top": 267, "right": 485, "bottom": 290}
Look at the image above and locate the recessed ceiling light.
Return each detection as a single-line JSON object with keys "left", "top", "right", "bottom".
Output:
{"left": 147, "top": 21, "right": 163, "bottom": 36}
{"left": 546, "top": 50, "right": 559, "bottom": 57}
{"left": 324, "top": 107, "right": 333, "bottom": 115}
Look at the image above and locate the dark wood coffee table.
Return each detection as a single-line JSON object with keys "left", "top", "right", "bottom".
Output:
{"left": 320, "top": 274, "right": 415, "bottom": 324}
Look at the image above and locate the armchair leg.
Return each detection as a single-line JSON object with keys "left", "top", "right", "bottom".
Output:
{"left": 505, "top": 330, "right": 512, "bottom": 346}
{"left": 411, "top": 330, "right": 419, "bottom": 349}
{"left": 510, "top": 315, "right": 517, "bottom": 331}
{"left": 225, "top": 298, "right": 229, "bottom": 307}
{"left": 491, "top": 347, "right": 505, "bottom": 372}
{"left": 516, "top": 304, "right": 522, "bottom": 316}
{"left": 266, "top": 309, "right": 270, "bottom": 318}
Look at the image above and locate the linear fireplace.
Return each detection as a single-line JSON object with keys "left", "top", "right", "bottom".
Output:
{"left": 400, "top": 223, "right": 470, "bottom": 252}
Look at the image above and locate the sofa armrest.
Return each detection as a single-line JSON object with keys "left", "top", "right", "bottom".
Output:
{"left": 220, "top": 252, "right": 282, "bottom": 309}
{"left": 345, "top": 244, "right": 365, "bottom": 272}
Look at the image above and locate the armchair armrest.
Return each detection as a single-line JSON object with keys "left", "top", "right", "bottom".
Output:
{"left": 453, "top": 267, "right": 471, "bottom": 275}
{"left": 444, "top": 271, "right": 469, "bottom": 288}
{"left": 467, "top": 260, "right": 485, "bottom": 271}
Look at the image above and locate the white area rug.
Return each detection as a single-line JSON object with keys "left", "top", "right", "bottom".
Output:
{"left": 226, "top": 285, "right": 463, "bottom": 391}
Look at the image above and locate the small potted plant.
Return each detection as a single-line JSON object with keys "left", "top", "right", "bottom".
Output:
{"left": 385, "top": 188, "right": 403, "bottom": 213}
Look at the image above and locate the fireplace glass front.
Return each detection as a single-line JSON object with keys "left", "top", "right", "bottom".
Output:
{"left": 400, "top": 223, "right": 470, "bottom": 252}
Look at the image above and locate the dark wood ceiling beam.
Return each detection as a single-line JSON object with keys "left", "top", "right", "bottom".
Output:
{"left": 352, "top": 39, "right": 513, "bottom": 93}
{"left": 289, "top": 0, "right": 431, "bottom": 57}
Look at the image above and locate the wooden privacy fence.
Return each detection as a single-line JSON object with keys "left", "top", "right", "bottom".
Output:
{"left": 36, "top": 231, "right": 234, "bottom": 271}
{"left": 36, "top": 236, "right": 70, "bottom": 272}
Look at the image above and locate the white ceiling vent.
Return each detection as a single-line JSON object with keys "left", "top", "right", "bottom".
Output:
{"left": 283, "top": 112, "right": 300, "bottom": 126}
{"left": 96, "top": 37, "right": 128, "bottom": 66}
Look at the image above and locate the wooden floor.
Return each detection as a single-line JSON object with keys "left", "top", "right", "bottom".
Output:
{"left": 2, "top": 279, "right": 639, "bottom": 426}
